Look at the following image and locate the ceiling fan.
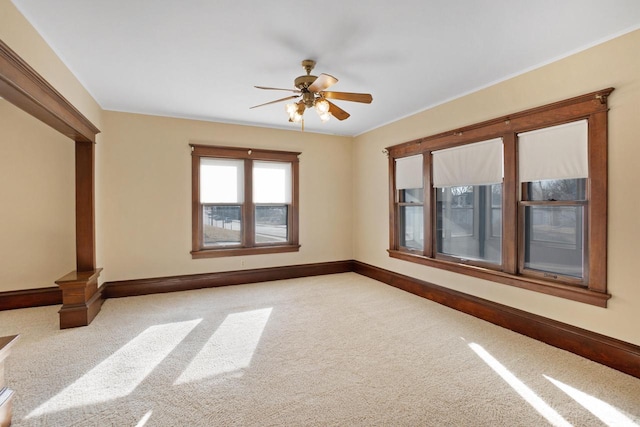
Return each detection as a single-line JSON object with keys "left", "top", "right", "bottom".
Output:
{"left": 250, "top": 59, "right": 373, "bottom": 125}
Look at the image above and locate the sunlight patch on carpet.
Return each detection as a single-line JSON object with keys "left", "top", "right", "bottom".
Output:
{"left": 135, "top": 410, "right": 153, "bottom": 426}
{"left": 468, "top": 343, "right": 572, "bottom": 427}
{"left": 174, "top": 308, "right": 272, "bottom": 385}
{"left": 27, "top": 319, "right": 201, "bottom": 418}
{"left": 544, "top": 375, "right": 639, "bottom": 426}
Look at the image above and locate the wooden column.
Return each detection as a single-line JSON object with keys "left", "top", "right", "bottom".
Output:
{"left": 0, "top": 335, "right": 19, "bottom": 427}
{"left": 54, "top": 141, "right": 103, "bottom": 329}
{"left": 75, "top": 140, "right": 96, "bottom": 271}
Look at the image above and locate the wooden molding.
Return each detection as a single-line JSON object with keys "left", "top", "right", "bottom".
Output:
{"left": 388, "top": 250, "right": 610, "bottom": 307}
{"left": 352, "top": 260, "right": 640, "bottom": 379}
{"left": 55, "top": 269, "right": 103, "bottom": 329}
{"left": 0, "top": 387, "right": 13, "bottom": 427}
{"left": 1, "top": 38, "right": 102, "bottom": 328}
{"left": 0, "top": 287, "right": 62, "bottom": 311}
{"left": 0, "top": 39, "right": 99, "bottom": 143}
{"left": 386, "top": 88, "right": 614, "bottom": 155}
{"left": 0, "top": 335, "right": 19, "bottom": 427}
{"left": 104, "top": 261, "right": 352, "bottom": 298}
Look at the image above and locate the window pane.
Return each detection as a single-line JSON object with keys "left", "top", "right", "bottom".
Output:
{"left": 203, "top": 205, "right": 242, "bottom": 246}
{"left": 399, "top": 205, "right": 423, "bottom": 250}
{"left": 399, "top": 188, "right": 424, "bottom": 203}
{"left": 200, "top": 158, "right": 244, "bottom": 203}
{"left": 524, "top": 205, "right": 584, "bottom": 279}
{"left": 526, "top": 178, "right": 586, "bottom": 201}
{"left": 436, "top": 185, "right": 501, "bottom": 264}
{"left": 255, "top": 205, "right": 288, "bottom": 244}
{"left": 253, "top": 161, "right": 292, "bottom": 203}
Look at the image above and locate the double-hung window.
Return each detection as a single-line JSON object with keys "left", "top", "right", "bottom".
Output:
{"left": 191, "top": 144, "right": 300, "bottom": 258}
{"left": 395, "top": 154, "right": 425, "bottom": 251}
{"left": 433, "top": 138, "right": 503, "bottom": 267}
{"left": 518, "top": 121, "right": 588, "bottom": 283}
{"left": 387, "top": 88, "right": 612, "bottom": 307}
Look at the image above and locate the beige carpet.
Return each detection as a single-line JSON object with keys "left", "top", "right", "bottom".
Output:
{"left": 1, "top": 273, "right": 639, "bottom": 426}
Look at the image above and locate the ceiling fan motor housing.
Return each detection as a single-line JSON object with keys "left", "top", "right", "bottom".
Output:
{"left": 296, "top": 59, "right": 319, "bottom": 108}
{"left": 295, "top": 73, "right": 320, "bottom": 108}
{"left": 294, "top": 74, "right": 317, "bottom": 90}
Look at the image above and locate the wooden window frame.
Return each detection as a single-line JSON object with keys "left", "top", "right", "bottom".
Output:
{"left": 191, "top": 144, "right": 300, "bottom": 259}
{"left": 387, "top": 88, "right": 613, "bottom": 307}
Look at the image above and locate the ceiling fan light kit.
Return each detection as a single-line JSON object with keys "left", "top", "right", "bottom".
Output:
{"left": 251, "top": 59, "right": 373, "bottom": 127}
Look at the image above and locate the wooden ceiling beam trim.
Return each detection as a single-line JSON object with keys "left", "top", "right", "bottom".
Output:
{"left": 0, "top": 39, "right": 100, "bottom": 143}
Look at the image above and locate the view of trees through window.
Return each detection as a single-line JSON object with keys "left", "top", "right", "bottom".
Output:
{"left": 203, "top": 205, "right": 289, "bottom": 246}
{"left": 523, "top": 178, "right": 586, "bottom": 278}
{"left": 203, "top": 205, "right": 241, "bottom": 246}
{"left": 255, "top": 206, "right": 288, "bottom": 243}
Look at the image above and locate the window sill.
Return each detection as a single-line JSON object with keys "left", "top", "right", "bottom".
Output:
{"left": 192, "top": 244, "right": 301, "bottom": 259}
{"left": 388, "top": 249, "right": 610, "bottom": 307}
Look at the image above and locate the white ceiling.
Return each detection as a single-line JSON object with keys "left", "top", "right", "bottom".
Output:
{"left": 11, "top": 0, "right": 640, "bottom": 137}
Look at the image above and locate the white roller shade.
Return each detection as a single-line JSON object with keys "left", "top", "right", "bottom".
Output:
{"left": 200, "top": 158, "right": 244, "bottom": 203}
{"left": 432, "top": 138, "right": 503, "bottom": 188}
{"left": 253, "top": 161, "right": 292, "bottom": 203}
{"left": 518, "top": 120, "right": 588, "bottom": 182}
{"left": 395, "top": 154, "right": 423, "bottom": 190}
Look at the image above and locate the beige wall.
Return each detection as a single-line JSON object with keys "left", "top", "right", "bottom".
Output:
{"left": 0, "top": 100, "right": 76, "bottom": 292}
{"left": 100, "top": 111, "right": 353, "bottom": 282}
{"left": 353, "top": 29, "right": 640, "bottom": 346}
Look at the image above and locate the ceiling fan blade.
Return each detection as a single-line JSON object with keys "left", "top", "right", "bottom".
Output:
{"left": 308, "top": 73, "right": 338, "bottom": 93}
{"left": 250, "top": 95, "right": 299, "bottom": 109}
{"left": 322, "top": 91, "right": 373, "bottom": 104}
{"left": 327, "top": 100, "right": 350, "bottom": 121}
{"left": 255, "top": 86, "right": 301, "bottom": 93}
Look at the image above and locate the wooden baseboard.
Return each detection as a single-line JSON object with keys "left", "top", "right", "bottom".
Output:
{"left": 0, "top": 287, "right": 61, "bottom": 311}
{"left": 104, "top": 260, "right": 353, "bottom": 298}
{"left": 352, "top": 260, "right": 640, "bottom": 379}
{"left": 4, "top": 260, "right": 638, "bottom": 379}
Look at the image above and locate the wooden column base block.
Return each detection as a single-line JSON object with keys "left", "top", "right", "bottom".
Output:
{"left": 0, "top": 335, "right": 19, "bottom": 427}
{"left": 55, "top": 269, "right": 103, "bottom": 329}
{"left": 0, "top": 388, "right": 14, "bottom": 427}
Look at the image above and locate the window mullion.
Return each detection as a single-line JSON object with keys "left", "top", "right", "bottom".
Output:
{"left": 192, "top": 153, "right": 203, "bottom": 252}
{"left": 424, "top": 152, "right": 433, "bottom": 257}
{"left": 503, "top": 133, "right": 518, "bottom": 274}
{"left": 290, "top": 159, "right": 299, "bottom": 245}
{"left": 244, "top": 158, "right": 255, "bottom": 247}
{"left": 587, "top": 110, "right": 608, "bottom": 292}
{"left": 389, "top": 155, "right": 399, "bottom": 250}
